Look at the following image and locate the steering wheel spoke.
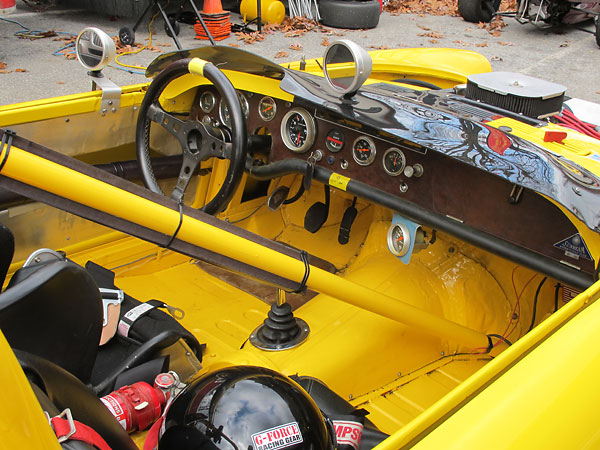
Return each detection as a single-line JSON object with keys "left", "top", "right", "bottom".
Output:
{"left": 136, "top": 58, "right": 248, "bottom": 215}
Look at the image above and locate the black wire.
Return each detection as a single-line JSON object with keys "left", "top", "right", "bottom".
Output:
{"left": 527, "top": 277, "right": 547, "bottom": 333}
{"left": 288, "top": 250, "right": 310, "bottom": 294}
{"left": 283, "top": 179, "right": 306, "bottom": 205}
{"left": 165, "top": 199, "right": 184, "bottom": 248}
{"left": 487, "top": 333, "right": 512, "bottom": 347}
{"left": 554, "top": 282, "right": 561, "bottom": 312}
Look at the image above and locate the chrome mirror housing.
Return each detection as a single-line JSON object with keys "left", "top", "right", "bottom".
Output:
{"left": 323, "top": 40, "right": 373, "bottom": 97}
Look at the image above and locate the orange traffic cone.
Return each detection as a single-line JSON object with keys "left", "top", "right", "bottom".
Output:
{"left": 195, "top": 0, "right": 231, "bottom": 41}
{"left": 202, "top": 0, "right": 224, "bottom": 14}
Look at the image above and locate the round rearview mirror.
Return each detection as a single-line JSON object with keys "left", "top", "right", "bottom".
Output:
{"left": 75, "top": 27, "right": 116, "bottom": 72}
{"left": 323, "top": 40, "right": 372, "bottom": 97}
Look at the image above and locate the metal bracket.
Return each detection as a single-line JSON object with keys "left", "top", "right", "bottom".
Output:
{"left": 92, "top": 74, "right": 121, "bottom": 116}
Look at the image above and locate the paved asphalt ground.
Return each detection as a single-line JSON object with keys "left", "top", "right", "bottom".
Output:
{"left": 0, "top": 0, "right": 598, "bottom": 106}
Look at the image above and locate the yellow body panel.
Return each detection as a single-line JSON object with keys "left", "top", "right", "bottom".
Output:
{"left": 0, "top": 332, "right": 61, "bottom": 450}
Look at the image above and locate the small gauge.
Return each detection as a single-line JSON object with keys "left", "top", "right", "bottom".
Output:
{"left": 258, "top": 96, "right": 277, "bottom": 121}
{"left": 219, "top": 92, "right": 249, "bottom": 128}
{"left": 387, "top": 222, "right": 411, "bottom": 257}
{"left": 280, "top": 108, "right": 316, "bottom": 153}
{"left": 352, "top": 136, "right": 376, "bottom": 166}
{"left": 383, "top": 147, "right": 406, "bottom": 176}
{"left": 325, "top": 129, "right": 344, "bottom": 153}
{"left": 200, "top": 91, "right": 215, "bottom": 113}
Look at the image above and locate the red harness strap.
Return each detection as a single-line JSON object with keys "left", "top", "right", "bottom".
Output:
{"left": 48, "top": 409, "right": 112, "bottom": 450}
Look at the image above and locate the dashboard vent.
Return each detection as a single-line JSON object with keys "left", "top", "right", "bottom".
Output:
{"left": 466, "top": 72, "right": 566, "bottom": 119}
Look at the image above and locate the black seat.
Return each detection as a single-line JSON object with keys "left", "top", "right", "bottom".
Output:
{"left": 0, "top": 260, "right": 103, "bottom": 383}
{"left": 0, "top": 223, "right": 14, "bottom": 290}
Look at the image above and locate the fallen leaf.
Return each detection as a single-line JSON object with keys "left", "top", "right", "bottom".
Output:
{"left": 57, "top": 81, "right": 65, "bottom": 84}
{"left": 477, "top": 22, "right": 487, "bottom": 28}
{"left": 560, "top": 42, "right": 570, "bottom": 47}
{"left": 15, "top": 68, "right": 28, "bottom": 72}
{"left": 290, "top": 43, "right": 303, "bottom": 50}
{"left": 0, "top": 61, "right": 6, "bottom": 69}
{"left": 497, "top": 41, "right": 513, "bottom": 46}
{"left": 418, "top": 31, "right": 444, "bottom": 39}
{"left": 274, "top": 51, "right": 288, "bottom": 58}
{"left": 0, "top": 70, "right": 10, "bottom": 74}
{"left": 228, "top": 43, "right": 240, "bottom": 48}
{"left": 417, "top": 24, "right": 431, "bottom": 31}
{"left": 321, "top": 38, "right": 330, "bottom": 47}
{"left": 369, "top": 45, "right": 389, "bottom": 50}
{"left": 491, "top": 56, "right": 503, "bottom": 61}
{"left": 476, "top": 42, "right": 488, "bottom": 47}
{"left": 492, "top": 30, "right": 501, "bottom": 37}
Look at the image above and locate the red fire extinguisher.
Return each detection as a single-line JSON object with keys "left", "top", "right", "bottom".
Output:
{"left": 100, "top": 373, "right": 177, "bottom": 433}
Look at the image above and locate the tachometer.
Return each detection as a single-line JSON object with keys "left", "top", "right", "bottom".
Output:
{"left": 352, "top": 136, "right": 376, "bottom": 166}
{"left": 280, "top": 108, "right": 316, "bottom": 153}
{"left": 258, "top": 96, "right": 277, "bottom": 121}
{"left": 382, "top": 147, "right": 406, "bottom": 176}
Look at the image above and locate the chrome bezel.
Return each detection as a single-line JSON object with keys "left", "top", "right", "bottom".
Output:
{"left": 383, "top": 147, "right": 406, "bottom": 176}
{"left": 200, "top": 91, "right": 216, "bottom": 113}
{"left": 75, "top": 27, "right": 116, "bottom": 71}
{"left": 258, "top": 96, "right": 277, "bottom": 121}
{"left": 387, "top": 222, "right": 411, "bottom": 257}
{"left": 323, "top": 39, "right": 373, "bottom": 96}
{"left": 280, "top": 108, "right": 316, "bottom": 154}
{"left": 352, "top": 136, "right": 376, "bottom": 166}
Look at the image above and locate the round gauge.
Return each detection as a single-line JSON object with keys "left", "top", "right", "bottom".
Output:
{"left": 200, "top": 91, "right": 215, "bottom": 113}
{"left": 325, "top": 129, "right": 344, "bottom": 153}
{"left": 383, "top": 147, "right": 406, "bottom": 176}
{"left": 280, "top": 108, "right": 316, "bottom": 153}
{"left": 219, "top": 92, "right": 249, "bottom": 128}
{"left": 387, "top": 222, "right": 411, "bottom": 257}
{"left": 258, "top": 96, "right": 277, "bottom": 121}
{"left": 352, "top": 136, "right": 376, "bottom": 166}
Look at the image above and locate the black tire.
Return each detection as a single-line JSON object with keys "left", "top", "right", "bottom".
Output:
{"left": 164, "top": 16, "right": 181, "bottom": 37}
{"left": 319, "top": 0, "right": 381, "bottom": 29}
{"left": 595, "top": 16, "right": 600, "bottom": 48}
{"left": 458, "top": 0, "right": 501, "bottom": 22}
{"left": 118, "top": 26, "right": 135, "bottom": 46}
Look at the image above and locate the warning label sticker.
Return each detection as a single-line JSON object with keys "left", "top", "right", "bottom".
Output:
{"left": 553, "top": 233, "right": 592, "bottom": 261}
{"left": 251, "top": 422, "right": 303, "bottom": 450}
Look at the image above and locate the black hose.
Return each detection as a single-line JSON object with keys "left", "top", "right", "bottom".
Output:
{"left": 528, "top": 277, "right": 547, "bottom": 333}
{"left": 92, "top": 329, "right": 186, "bottom": 395}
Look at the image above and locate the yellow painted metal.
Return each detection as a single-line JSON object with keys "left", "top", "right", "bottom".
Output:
{"left": 0, "top": 331, "right": 61, "bottom": 450}
{"left": 287, "top": 48, "right": 492, "bottom": 88}
{"left": 0, "top": 84, "right": 147, "bottom": 127}
{"left": 0, "top": 144, "right": 489, "bottom": 349}
{"left": 372, "top": 279, "right": 600, "bottom": 449}
{"left": 411, "top": 284, "right": 600, "bottom": 449}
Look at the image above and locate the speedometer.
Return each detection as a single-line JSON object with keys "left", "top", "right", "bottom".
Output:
{"left": 280, "top": 108, "right": 316, "bottom": 153}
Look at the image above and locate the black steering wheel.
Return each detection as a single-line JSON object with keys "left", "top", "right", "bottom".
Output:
{"left": 136, "top": 58, "right": 247, "bottom": 215}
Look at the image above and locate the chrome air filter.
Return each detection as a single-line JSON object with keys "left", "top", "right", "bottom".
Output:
{"left": 466, "top": 72, "right": 566, "bottom": 119}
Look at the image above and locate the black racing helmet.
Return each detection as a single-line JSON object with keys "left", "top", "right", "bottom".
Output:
{"left": 159, "top": 366, "right": 335, "bottom": 450}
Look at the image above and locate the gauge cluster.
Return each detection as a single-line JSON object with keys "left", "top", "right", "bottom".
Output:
{"left": 191, "top": 86, "right": 428, "bottom": 202}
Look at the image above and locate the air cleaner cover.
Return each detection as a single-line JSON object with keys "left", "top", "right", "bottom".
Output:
{"left": 466, "top": 72, "right": 566, "bottom": 119}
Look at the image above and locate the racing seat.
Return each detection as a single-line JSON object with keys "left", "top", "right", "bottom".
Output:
{"left": 0, "top": 259, "right": 103, "bottom": 383}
